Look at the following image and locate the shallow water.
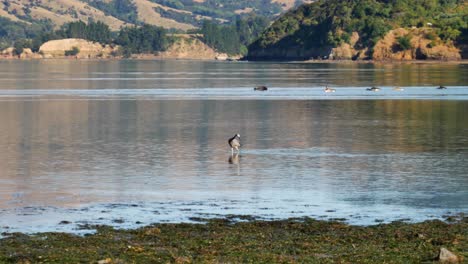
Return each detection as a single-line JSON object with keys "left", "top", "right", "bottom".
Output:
{"left": 0, "top": 60, "right": 467, "bottom": 234}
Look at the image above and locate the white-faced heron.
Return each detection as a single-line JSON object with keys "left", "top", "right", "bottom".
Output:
{"left": 228, "top": 134, "right": 241, "bottom": 154}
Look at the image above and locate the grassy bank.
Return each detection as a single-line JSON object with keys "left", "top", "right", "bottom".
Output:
{"left": 1, "top": 216, "right": 466, "bottom": 263}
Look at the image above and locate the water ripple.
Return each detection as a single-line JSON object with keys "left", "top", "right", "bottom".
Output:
{"left": 0, "top": 87, "right": 467, "bottom": 100}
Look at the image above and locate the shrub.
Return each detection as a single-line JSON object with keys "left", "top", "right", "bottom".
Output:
{"left": 397, "top": 35, "right": 412, "bottom": 50}
{"left": 425, "top": 31, "right": 437, "bottom": 41}
{"left": 426, "top": 41, "right": 436, "bottom": 48}
{"left": 13, "top": 39, "right": 32, "bottom": 55}
{"left": 64, "top": 46, "right": 80, "bottom": 56}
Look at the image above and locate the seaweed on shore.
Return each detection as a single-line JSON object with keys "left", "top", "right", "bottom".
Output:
{"left": 0, "top": 217, "right": 466, "bottom": 263}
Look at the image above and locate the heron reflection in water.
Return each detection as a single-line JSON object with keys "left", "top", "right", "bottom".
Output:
{"left": 228, "top": 152, "right": 241, "bottom": 175}
{"left": 228, "top": 152, "right": 240, "bottom": 165}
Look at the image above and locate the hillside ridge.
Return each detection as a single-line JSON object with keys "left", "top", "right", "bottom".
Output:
{"left": 0, "top": 0, "right": 310, "bottom": 30}
{"left": 247, "top": 0, "right": 467, "bottom": 61}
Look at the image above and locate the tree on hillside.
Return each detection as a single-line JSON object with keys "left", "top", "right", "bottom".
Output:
{"left": 115, "top": 24, "right": 168, "bottom": 55}
{"left": 13, "top": 38, "right": 32, "bottom": 55}
{"left": 87, "top": 0, "right": 138, "bottom": 24}
{"left": 396, "top": 35, "right": 412, "bottom": 50}
{"left": 86, "top": 21, "right": 112, "bottom": 43}
{"left": 200, "top": 15, "right": 270, "bottom": 55}
{"left": 0, "top": 17, "right": 52, "bottom": 45}
{"left": 64, "top": 46, "right": 80, "bottom": 56}
{"left": 57, "top": 21, "right": 111, "bottom": 43}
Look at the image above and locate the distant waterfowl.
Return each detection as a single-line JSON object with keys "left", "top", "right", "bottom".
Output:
{"left": 393, "top": 87, "right": 404, "bottom": 91}
{"left": 437, "top": 85, "right": 447, "bottom": 89}
{"left": 228, "top": 134, "right": 241, "bottom": 154}
{"left": 254, "top": 86, "right": 268, "bottom": 91}
{"left": 366, "top": 86, "right": 380, "bottom": 92}
{"left": 324, "top": 86, "right": 336, "bottom": 93}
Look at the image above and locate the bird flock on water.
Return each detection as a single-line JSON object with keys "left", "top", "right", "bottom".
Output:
{"left": 230, "top": 85, "right": 450, "bottom": 154}
{"left": 252, "top": 85, "right": 448, "bottom": 94}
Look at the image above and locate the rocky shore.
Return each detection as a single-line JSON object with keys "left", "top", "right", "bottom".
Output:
{"left": 1, "top": 32, "right": 464, "bottom": 62}
{"left": 0, "top": 37, "right": 235, "bottom": 61}
{"left": 0, "top": 216, "right": 466, "bottom": 263}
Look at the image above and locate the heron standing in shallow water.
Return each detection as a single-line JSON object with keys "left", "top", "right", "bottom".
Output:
{"left": 228, "top": 134, "right": 241, "bottom": 154}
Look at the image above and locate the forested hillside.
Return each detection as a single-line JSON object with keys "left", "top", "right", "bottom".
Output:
{"left": 3, "top": 0, "right": 465, "bottom": 60}
{"left": 0, "top": 0, "right": 311, "bottom": 56}
{"left": 3, "top": 16, "right": 271, "bottom": 58}
{"left": 247, "top": 0, "right": 467, "bottom": 60}
{"left": 0, "top": 0, "right": 308, "bottom": 32}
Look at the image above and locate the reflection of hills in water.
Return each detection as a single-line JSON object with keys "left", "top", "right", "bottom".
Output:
{"left": 0, "top": 86, "right": 468, "bottom": 100}
{"left": 0, "top": 60, "right": 467, "bottom": 90}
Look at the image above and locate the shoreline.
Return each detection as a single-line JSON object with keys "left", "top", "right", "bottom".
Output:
{"left": 1, "top": 216, "right": 466, "bottom": 263}
{"left": 1, "top": 56, "right": 468, "bottom": 64}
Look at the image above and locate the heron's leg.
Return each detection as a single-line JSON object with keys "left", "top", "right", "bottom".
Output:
{"left": 231, "top": 148, "right": 234, "bottom": 154}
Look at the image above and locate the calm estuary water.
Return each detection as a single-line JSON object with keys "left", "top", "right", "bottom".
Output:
{"left": 0, "top": 60, "right": 467, "bottom": 234}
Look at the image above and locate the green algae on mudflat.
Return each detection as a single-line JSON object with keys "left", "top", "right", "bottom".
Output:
{"left": 0, "top": 217, "right": 466, "bottom": 263}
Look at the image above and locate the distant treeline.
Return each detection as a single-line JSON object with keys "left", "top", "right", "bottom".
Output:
{"left": 3, "top": 14, "right": 271, "bottom": 56}
{"left": 0, "top": 17, "right": 52, "bottom": 51}
{"left": 0, "top": 0, "right": 275, "bottom": 56}
{"left": 6, "top": 20, "right": 169, "bottom": 57}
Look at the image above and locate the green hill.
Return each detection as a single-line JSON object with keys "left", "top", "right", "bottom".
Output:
{"left": 0, "top": 0, "right": 310, "bottom": 53}
{"left": 247, "top": 0, "right": 468, "bottom": 60}
{"left": 0, "top": 0, "right": 309, "bottom": 32}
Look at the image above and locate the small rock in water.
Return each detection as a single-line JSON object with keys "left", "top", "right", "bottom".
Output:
{"left": 59, "top": 220, "right": 71, "bottom": 225}
{"left": 439, "top": 247, "right": 460, "bottom": 263}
